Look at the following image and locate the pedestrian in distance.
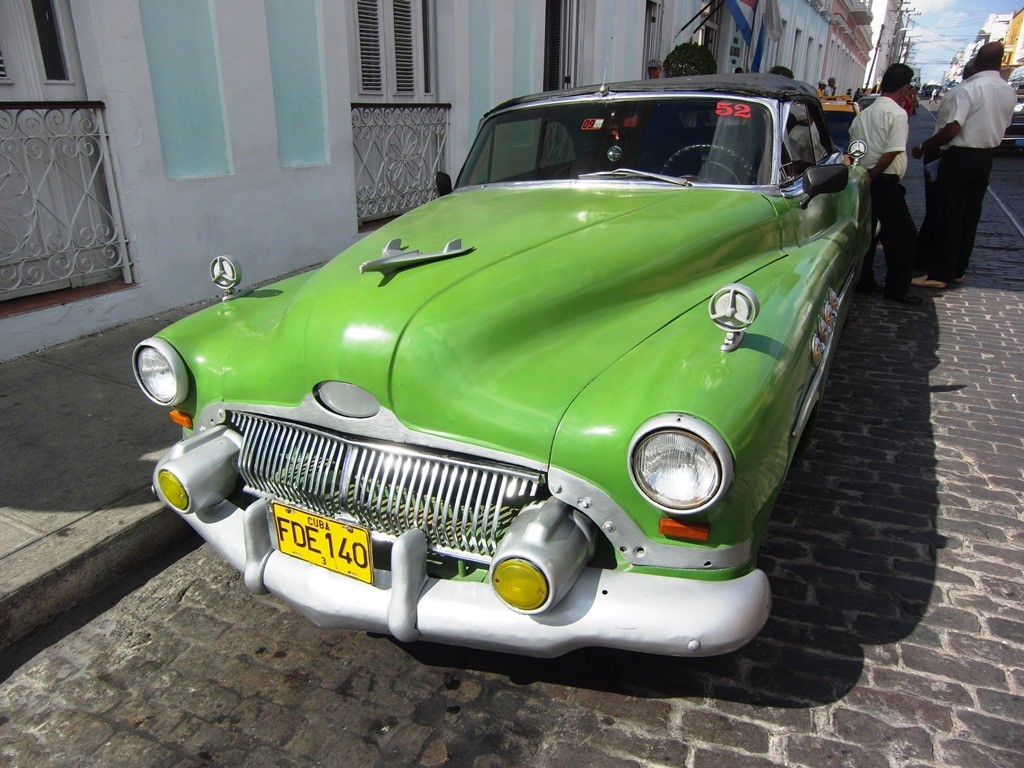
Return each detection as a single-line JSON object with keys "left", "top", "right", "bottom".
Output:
{"left": 848, "top": 63, "right": 922, "bottom": 305}
{"left": 646, "top": 59, "right": 663, "bottom": 79}
{"left": 910, "top": 42, "right": 1017, "bottom": 289}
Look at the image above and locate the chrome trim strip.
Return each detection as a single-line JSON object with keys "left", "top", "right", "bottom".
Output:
{"left": 547, "top": 467, "right": 752, "bottom": 570}
{"left": 456, "top": 179, "right": 782, "bottom": 194}
{"left": 791, "top": 264, "right": 858, "bottom": 438}
{"left": 484, "top": 90, "right": 777, "bottom": 114}
{"left": 195, "top": 395, "right": 547, "bottom": 472}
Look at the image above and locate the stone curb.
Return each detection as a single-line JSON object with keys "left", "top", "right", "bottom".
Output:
{"left": 0, "top": 501, "right": 193, "bottom": 653}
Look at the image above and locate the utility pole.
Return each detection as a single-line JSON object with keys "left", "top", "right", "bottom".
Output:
{"left": 889, "top": 1, "right": 919, "bottom": 66}
{"left": 865, "top": 22, "right": 884, "bottom": 89}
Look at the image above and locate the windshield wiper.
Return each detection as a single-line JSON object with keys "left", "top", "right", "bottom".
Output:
{"left": 578, "top": 168, "right": 693, "bottom": 187}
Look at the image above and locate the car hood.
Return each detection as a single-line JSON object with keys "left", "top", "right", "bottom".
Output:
{"left": 184, "top": 186, "right": 784, "bottom": 464}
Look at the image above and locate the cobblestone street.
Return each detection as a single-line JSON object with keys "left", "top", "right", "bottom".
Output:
{"left": 1, "top": 109, "right": 1022, "bottom": 768}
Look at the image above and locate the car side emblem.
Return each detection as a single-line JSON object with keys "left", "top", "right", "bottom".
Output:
{"left": 709, "top": 283, "right": 760, "bottom": 352}
{"left": 210, "top": 255, "right": 242, "bottom": 299}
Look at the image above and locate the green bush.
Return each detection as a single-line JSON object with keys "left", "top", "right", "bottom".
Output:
{"left": 663, "top": 42, "right": 717, "bottom": 77}
{"left": 768, "top": 65, "right": 794, "bottom": 78}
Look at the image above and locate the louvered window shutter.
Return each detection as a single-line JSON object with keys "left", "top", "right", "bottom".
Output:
{"left": 0, "top": 46, "right": 7, "bottom": 79}
{"left": 356, "top": 0, "right": 383, "bottom": 93}
{"left": 392, "top": 0, "right": 415, "bottom": 94}
{"left": 543, "top": 0, "right": 562, "bottom": 92}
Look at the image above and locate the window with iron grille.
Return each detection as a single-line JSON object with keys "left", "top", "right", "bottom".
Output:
{"left": 355, "top": 0, "right": 433, "bottom": 99}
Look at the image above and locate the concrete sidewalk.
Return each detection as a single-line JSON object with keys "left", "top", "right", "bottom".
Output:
{"left": 0, "top": 306, "right": 201, "bottom": 651}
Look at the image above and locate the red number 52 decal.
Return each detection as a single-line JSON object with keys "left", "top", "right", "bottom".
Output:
{"left": 715, "top": 101, "right": 752, "bottom": 119}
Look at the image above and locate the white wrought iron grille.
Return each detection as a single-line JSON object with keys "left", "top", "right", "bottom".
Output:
{"left": 0, "top": 102, "right": 131, "bottom": 300}
{"left": 351, "top": 103, "right": 449, "bottom": 223}
{"left": 228, "top": 411, "right": 545, "bottom": 561}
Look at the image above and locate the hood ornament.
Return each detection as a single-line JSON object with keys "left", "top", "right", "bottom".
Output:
{"left": 210, "top": 255, "right": 242, "bottom": 300}
{"left": 709, "top": 283, "right": 760, "bottom": 352}
{"left": 848, "top": 139, "right": 867, "bottom": 166}
{"left": 360, "top": 238, "right": 474, "bottom": 277}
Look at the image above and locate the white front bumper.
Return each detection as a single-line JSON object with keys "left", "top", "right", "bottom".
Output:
{"left": 182, "top": 496, "right": 771, "bottom": 658}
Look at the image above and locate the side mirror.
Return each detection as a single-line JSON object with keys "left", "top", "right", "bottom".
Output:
{"left": 436, "top": 171, "right": 453, "bottom": 197}
{"left": 800, "top": 164, "right": 849, "bottom": 209}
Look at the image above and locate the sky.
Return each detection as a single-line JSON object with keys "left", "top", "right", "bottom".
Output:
{"left": 871, "top": 0, "right": 1018, "bottom": 84}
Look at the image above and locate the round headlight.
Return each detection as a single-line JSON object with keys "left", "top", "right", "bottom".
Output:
{"left": 631, "top": 429, "right": 723, "bottom": 511}
{"left": 133, "top": 338, "right": 188, "bottom": 406}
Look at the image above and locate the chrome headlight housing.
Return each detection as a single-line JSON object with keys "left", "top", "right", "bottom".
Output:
{"left": 629, "top": 414, "right": 733, "bottom": 514}
{"left": 133, "top": 338, "right": 188, "bottom": 406}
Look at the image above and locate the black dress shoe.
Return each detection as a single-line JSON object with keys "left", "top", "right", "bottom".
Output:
{"left": 884, "top": 291, "right": 922, "bottom": 305}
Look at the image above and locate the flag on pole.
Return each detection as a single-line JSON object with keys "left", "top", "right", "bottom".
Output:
{"left": 724, "top": 0, "right": 758, "bottom": 47}
{"left": 750, "top": 0, "right": 782, "bottom": 72}
{"left": 762, "top": 0, "right": 782, "bottom": 41}
{"left": 752, "top": 25, "right": 767, "bottom": 72}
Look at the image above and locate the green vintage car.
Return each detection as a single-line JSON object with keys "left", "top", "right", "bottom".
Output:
{"left": 134, "top": 74, "right": 870, "bottom": 657}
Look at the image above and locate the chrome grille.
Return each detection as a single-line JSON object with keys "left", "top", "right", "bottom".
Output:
{"left": 228, "top": 412, "right": 544, "bottom": 560}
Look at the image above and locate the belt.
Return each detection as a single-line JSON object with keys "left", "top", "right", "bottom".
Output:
{"left": 944, "top": 146, "right": 995, "bottom": 153}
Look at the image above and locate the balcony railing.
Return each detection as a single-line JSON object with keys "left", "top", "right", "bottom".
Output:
{"left": 0, "top": 101, "right": 131, "bottom": 300}
{"left": 846, "top": 0, "right": 873, "bottom": 26}
{"left": 351, "top": 103, "right": 450, "bottom": 223}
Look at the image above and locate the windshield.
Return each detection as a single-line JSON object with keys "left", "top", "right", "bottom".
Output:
{"left": 825, "top": 110, "right": 856, "bottom": 152}
{"left": 457, "top": 96, "right": 773, "bottom": 188}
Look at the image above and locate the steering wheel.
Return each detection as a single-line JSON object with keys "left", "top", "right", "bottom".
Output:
{"left": 661, "top": 143, "right": 754, "bottom": 183}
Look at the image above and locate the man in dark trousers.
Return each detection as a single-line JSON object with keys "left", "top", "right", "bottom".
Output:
{"left": 914, "top": 59, "right": 977, "bottom": 270}
{"left": 849, "top": 63, "right": 922, "bottom": 305}
{"left": 910, "top": 42, "right": 1017, "bottom": 288}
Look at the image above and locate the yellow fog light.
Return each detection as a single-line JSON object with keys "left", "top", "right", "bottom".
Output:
{"left": 492, "top": 558, "right": 549, "bottom": 612}
{"left": 158, "top": 469, "right": 189, "bottom": 511}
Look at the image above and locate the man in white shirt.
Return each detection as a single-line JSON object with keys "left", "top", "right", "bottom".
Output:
{"left": 914, "top": 59, "right": 977, "bottom": 270}
{"left": 910, "top": 42, "right": 1017, "bottom": 287}
{"left": 849, "top": 63, "right": 921, "bottom": 305}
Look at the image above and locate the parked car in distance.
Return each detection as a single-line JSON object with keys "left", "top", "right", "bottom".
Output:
{"left": 134, "top": 74, "right": 871, "bottom": 658}
{"left": 999, "top": 91, "right": 1024, "bottom": 150}
{"left": 822, "top": 95, "right": 860, "bottom": 152}
{"left": 856, "top": 93, "right": 880, "bottom": 110}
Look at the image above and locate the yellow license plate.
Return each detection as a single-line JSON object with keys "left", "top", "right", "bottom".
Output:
{"left": 272, "top": 502, "right": 374, "bottom": 584}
